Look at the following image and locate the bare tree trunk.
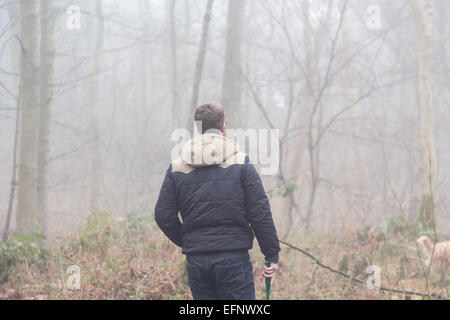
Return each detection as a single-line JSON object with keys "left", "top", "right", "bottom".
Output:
{"left": 279, "top": 0, "right": 319, "bottom": 235}
{"left": 169, "top": 0, "right": 179, "bottom": 130}
{"left": 2, "top": 98, "right": 20, "bottom": 242}
{"left": 90, "top": 0, "right": 105, "bottom": 212}
{"left": 36, "top": 0, "right": 56, "bottom": 238}
{"left": 139, "top": 0, "right": 150, "bottom": 111}
{"left": 188, "top": 0, "right": 214, "bottom": 131}
{"left": 15, "top": 0, "right": 41, "bottom": 235}
{"left": 302, "top": 0, "right": 322, "bottom": 232}
{"left": 412, "top": 0, "right": 437, "bottom": 230}
{"left": 221, "top": 0, "right": 245, "bottom": 128}
{"left": 2, "top": 3, "right": 21, "bottom": 242}
{"left": 304, "top": 0, "right": 341, "bottom": 231}
{"left": 341, "top": 0, "right": 368, "bottom": 222}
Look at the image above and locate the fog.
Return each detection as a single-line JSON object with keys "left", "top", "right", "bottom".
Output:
{"left": 1, "top": 0, "right": 449, "bottom": 240}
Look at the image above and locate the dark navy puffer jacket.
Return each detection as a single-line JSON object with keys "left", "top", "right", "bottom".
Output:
{"left": 155, "top": 133, "right": 280, "bottom": 263}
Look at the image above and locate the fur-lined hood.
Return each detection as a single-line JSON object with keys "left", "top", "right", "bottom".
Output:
{"left": 180, "top": 133, "right": 241, "bottom": 168}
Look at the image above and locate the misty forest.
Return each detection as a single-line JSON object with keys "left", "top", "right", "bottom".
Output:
{"left": 0, "top": 0, "right": 449, "bottom": 300}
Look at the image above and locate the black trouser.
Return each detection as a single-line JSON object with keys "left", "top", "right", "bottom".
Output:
{"left": 186, "top": 250, "right": 255, "bottom": 300}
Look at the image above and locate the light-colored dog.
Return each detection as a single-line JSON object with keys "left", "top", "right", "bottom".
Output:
{"left": 416, "top": 236, "right": 449, "bottom": 282}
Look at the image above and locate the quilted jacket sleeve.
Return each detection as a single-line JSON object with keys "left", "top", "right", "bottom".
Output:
{"left": 242, "top": 157, "right": 281, "bottom": 263}
{"left": 155, "top": 165, "right": 183, "bottom": 247}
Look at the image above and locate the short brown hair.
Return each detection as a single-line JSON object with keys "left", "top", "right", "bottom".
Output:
{"left": 194, "top": 102, "right": 225, "bottom": 134}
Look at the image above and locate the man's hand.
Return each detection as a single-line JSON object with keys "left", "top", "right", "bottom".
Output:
{"left": 262, "top": 262, "right": 278, "bottom": 284}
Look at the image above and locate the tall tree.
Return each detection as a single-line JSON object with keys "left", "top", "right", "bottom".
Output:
{"left": 2, "top": 3, "right": 21, "bottom": 242}
{"left": 16, "top": 0, "right": 41, "bottom": 234}
{"left": 168, "top": 0, "right": 179, "bottom": 130}
{"left": 36, "top": 0, "right": 56, "bottom": 238}
{"left": 412, "top": 0, "right": 437, "bottom": 230}
{"left": 221, "top": 0, "right": 245, "bottom": 128}
{"left": 302, "top": 0, "right": 320, "bottom": 231}
{"left": 188, "top": 0, "right": 214, "bottom": 131}
{"left": 341, "top": 0, "right": 368, "bottom": 215}
{"left": 138, "top": 0, "right": 151, "bottom": 115}
{"left": 90, "top": 0, "right": 105, "bottom": 212}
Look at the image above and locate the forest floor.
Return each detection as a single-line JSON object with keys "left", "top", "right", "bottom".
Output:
{"left": 0, "top": 211, "right": 448, "bottom": 300}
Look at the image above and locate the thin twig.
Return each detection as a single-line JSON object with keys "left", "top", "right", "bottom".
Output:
{"left": 279, "top": 239, "right": 448, "bottom": 300}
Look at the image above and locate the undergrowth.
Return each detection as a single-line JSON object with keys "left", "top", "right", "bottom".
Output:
{"left": 0, "top": 212, "right": 448, "bottom": 300}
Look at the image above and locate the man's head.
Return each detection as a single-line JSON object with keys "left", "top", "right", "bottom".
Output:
{"left": 194, "top": 102, "right": 225, "bottom": 135}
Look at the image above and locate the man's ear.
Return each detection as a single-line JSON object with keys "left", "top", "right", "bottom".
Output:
{"left": 221, "top": 123, "right": 226, "bottom": 135}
